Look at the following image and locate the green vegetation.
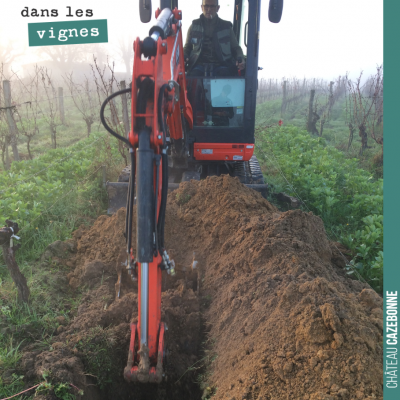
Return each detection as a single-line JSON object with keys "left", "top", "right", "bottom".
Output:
{"left": 0, "top": 95, "right": 101, "bottom": 172}
{"left": 33, "top": 371, "right": 83, "bottom": 400}
{"left": 255, "top": 124, "right": 383, "bottom": 291}
{"left": 0, "top": 131, "right": 122, "bottom": 261}
{"left": 76, "top": 326, "right": 120, "bottom": 390}
{"left": 176, "top": 192, "right": 192, "bottom": 205}
{"left": 256, "top": 97, "right": 383, "bottom": 178}
{"left": 0, "top": 243, "right": 82, "bottom": 398}
{"left": 0, "top": 132, "right": 124, "bottom": 399}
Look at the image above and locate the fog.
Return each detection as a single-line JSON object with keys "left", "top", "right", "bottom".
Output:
{"left": 0, "top": 0, "right": 382, "bottom": 81}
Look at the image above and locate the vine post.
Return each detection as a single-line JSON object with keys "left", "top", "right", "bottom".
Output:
{"left": 0, "top": 220, "right": 30, "bottom": 303}
{"left": 307, "top": 89, "right": 316, "bottom": 133}
{"left": 2, "top": 80, "right": 20, "bottom": 162}
{"left": 281, "top": 80, "right": 287, "bottom": 117}
{"left": 58, "top": 87, "right": 65, "bottom": 125}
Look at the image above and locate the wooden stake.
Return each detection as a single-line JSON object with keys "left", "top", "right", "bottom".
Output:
{"left": 0, "top": 221, "right": 29, "bottom": 303}
{"left": 58, "top": 87, "right": 65, "bottom": 125}
{"left": 2, "top": 80, "right": 19, "bottom": 162}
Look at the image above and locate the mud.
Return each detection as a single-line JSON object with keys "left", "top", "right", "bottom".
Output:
{"left": 17, "top": 175, "right": 382, "bottom": 400}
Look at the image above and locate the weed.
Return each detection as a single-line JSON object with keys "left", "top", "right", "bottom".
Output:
{"left": 0, "top": 373, "right": 25, "bottom": 400}
{"left": 176, "top": 192, "right": 191, "bottom": 205}
{"left": 202, "top": 294, "right": 212, "bottom": 308}
{"left": 76, "top": 327, "right": 120, "bottom": 390}
{"left": 54, "top": 383, "right": 79, "bottom": 400}
{"left": 34, "top": 371, "right": 83, "bottom": 400}
{"left": 0, "top": 337, "right": 24, "bottom": 371}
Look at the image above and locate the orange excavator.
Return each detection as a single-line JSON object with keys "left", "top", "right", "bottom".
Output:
{"left": 100, "top": 0, "right": 283, "bottom": 383}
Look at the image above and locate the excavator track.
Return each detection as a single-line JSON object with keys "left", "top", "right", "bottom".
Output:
{"left": 232, "top": 155, "right": 265, "bottom": 185}
{"left": 115, "top": 155, "right": 265, "bottom": 185}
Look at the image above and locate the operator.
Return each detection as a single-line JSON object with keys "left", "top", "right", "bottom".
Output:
{"left": 183, "top": 0, "right": 246, "bottom": 76}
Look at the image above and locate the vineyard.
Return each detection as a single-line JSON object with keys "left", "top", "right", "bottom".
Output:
{"left": 0, "top": 65, "right": 384, "bottom": 400}
{"left": 0, "top": 61, "right": 131, "bottom": 170}
{"left": 256, "top": 68, "right": 383, "bottom": 174}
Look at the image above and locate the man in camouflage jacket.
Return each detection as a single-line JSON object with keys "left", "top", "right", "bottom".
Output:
{"left": 183, "top": 0, "right": 246, "bottom": 76}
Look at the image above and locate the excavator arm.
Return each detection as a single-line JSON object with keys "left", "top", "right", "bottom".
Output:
{"left": 100, "top": 0, "right": 283, "bottom": 384}
{"left": 101, "top": 6, "right": 192, "bottom": 383}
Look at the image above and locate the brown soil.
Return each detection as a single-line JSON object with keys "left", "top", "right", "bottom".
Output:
{"left": 18, "top": 175, "right": 383, "bottom": 400}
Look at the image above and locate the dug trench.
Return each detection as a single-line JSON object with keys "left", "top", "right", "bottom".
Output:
{"left": 17, "top": 175, "right": 383, "bottom": 400}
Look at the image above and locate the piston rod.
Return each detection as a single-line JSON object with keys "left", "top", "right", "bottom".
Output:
{"left": 140, "top": 262, "right": 149, "bottom": 345}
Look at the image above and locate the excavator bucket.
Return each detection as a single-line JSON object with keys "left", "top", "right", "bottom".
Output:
{"left": 124, "top": 323, "right": 166, "bottom": 383}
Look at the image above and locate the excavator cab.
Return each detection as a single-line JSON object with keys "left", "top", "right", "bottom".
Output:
{"left": 140, "top": 0, "right": 283, "bottom": 184}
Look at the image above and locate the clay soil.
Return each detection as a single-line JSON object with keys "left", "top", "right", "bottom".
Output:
{"left": 18, "top": 175, "right": 383, "bottom": 400}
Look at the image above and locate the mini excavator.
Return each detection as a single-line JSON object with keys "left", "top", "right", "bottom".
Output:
{"left": 100, "top": 0, "right": 283, "bottom": 384}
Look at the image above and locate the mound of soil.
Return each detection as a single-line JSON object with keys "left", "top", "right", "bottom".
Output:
{"left": 171, "top": 176, "right": 383, "bottom": 400}
{"left": 18, "top": 175, "right": 382, "bottom": 400}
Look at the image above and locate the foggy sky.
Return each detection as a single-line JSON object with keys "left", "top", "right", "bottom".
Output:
{"left": 0, "top": 0, "right": 383, "bottom": 81}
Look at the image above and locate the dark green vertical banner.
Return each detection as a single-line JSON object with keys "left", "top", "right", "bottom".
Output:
{"left": 384, "top": 1, "right": 400, "bottom": 399}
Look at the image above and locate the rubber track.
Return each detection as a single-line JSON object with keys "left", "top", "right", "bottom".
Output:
{"left": 119, "top": 155, "right": 265, "bottom": 185}
{"left": 232, "top": 155, "right": 264, "bottom": 184}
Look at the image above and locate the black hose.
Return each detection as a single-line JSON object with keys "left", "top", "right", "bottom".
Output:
{"left": 156, "top": 84, "right": 171, "bottom": 251}
{"left": 158, "top": 151, "right": 168, "bottom": 250}
{"left": 160, "top": 0, "right": 178, "bottom": 10}
{"left": 158, "top": 84, "right": 172, "bottom": 140}
{"left": 154, "top": 155, "right": 162, "bottom": 255}
{"left": 100, "top": 88, "right": 132, "bottom": 147}
{"left": 125, "top": 173, "right": 131, "bottom": 241}
{"left": 126, "top": 151, "right": 136, "bottom": 254}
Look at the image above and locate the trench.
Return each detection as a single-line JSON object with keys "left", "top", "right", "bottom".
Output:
{"left": 14, "top": 176, "right": 385, "bottom": 400}
{"left": 101, "top": 271, "right": 204, "bottom": 400}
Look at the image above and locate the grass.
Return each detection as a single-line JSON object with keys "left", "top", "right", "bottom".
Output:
{"left": 1, "top": 97, "right": 90, "bottom": 168}
{"left": 1, "top": 89, "right": 128, "bottom": 173}
{"left": 175, "top": 192, "right": 192, "bottom": 205}
{"left": 0, "top": 170, "right": 111, "bottom": 398}
{"left": 255, "top": 124, "right": 383, "bottom": 291}
{"left": 255, "top": 96, "right": 383, "bottom": 178}
{"left": 255, "top": 92, "right": 384, "bottom": 292}
{"left": 75, "top": 326, "right": 121, "bottom": 390}
{"left": 0, "top": 337, "right": 24, "bottom": 371}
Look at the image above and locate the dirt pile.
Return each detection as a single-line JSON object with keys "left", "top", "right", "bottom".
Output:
{"left": 21, "top": 209, "right": 202, "bottom": 400}
{"left": 18, "top": 175, "right": 382, "bottom": 400}
{"left": 170, "top": 176, "right": 383, "bottom": 400}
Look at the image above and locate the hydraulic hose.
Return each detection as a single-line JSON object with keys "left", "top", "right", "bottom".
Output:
{"left": 156, "top": 84, "right": 171, "bottom": 251}
{"left": 100, "top": 88, "right": 132, "bottom": 148}
{"left": 158, "top": 150, "right": 168, "bottom": 250}
{"left": 126, "top": 150, "right": 136, "bottom": 255}
{"left": 157, "top": 83, "right": 172, "bottom": 143}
